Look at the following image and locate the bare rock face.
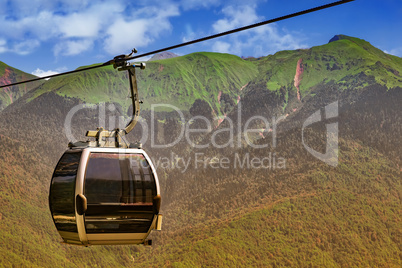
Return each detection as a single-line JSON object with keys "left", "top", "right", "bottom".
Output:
{"left": 294, "top": 58, "right": 304, "bottom": 101}
{"left": 149, "top": 51, "right": 179, "bottom": 61}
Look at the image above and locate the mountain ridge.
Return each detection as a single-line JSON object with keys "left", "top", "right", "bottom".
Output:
{"left": 2, "top": 35, "right": 401, "bottom": 114}
{"left": 0, "top": 61, "right": 44, "bottom": 111}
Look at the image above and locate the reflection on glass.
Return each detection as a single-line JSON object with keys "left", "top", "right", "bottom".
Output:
{"left": 49, "top": 152, "right": 81, "bottom": 232}
{"left": 84, "top": 153, "right": 156, "bottom": 233}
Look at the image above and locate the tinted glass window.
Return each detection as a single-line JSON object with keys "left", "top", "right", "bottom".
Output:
{"left": 49, "top": 152, "right": 81, "bottom": 232}
{"left": 84, "top": 153, "right": 156, "bottom": 233}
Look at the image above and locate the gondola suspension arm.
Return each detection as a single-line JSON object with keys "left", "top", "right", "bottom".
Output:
{"left": 112, "top": 49, "right": 146, "bottom": 135}
{"left": 74, "top": 49, "right": 145, "bottom": 148}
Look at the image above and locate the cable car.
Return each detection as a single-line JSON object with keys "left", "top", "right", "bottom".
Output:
{"left": 49, "top": 51, "right": 162, "bottom": 246}
{"left": 49, "top": 147, "right": 161, "bottom": 246}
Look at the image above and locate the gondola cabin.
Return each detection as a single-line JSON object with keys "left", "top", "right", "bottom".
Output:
{"left": 49, "top": 147, "right": 162, "bottom": 246}
{"left": 49, "top": 52, "right": 162, "bottom": 246}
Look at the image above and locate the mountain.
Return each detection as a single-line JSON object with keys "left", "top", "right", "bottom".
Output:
{"left": 0, "top": 35, "right": 401, "bottom": 267}
{"left": 0, "top": 61, "right": 44, "bottom": 111}
{"left": 148, "top": 51, "right": 179, "bottom": 61}
{"left": 19, "top": 52, "right": 256, "bottom": 114}
{"left": 135, "top": 141, "right": 401, "bottom": 266}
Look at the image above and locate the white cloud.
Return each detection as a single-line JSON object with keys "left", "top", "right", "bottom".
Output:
{"left": 54, "top": 39, "right": 93, "bottom": 56}
{"left": 0, "top": 0, "right": 300, "bottom": 60}
{"left": 4, "top": 0, "right": 89, "bottom": 18}
{"left": 0, "top": 11, "right": 59, "bottom": 41}
{"left": 31, "top": 68, "right": 59, "bottom": 78}
{"left": 210, "top": 5, "right": 307, "bottom": 57}
{"left": 104, "top": 5, "right": 180, "bottom": 54}
{"left": 56, "top": 2, "right": 125, "bottom": 38}
{"left": 182, "top": 24, "right": 197, "bottom": 42}
{"left": 105, "top": 19, "right": 151, "bottom": 54}
{"left": 212, "top": 24, "right": 307, "bottom": 57}
{"left": 212, "top": 41, "right": 231, "bottom": 54}
{"left": 57, "top": 0, "right": 91, "bottom": 12}
{"left": 31, "top": 66, "right": 68, "bottom": 79}
{"left": 58, "top": 14, "right": 100, "bottom": 38}
{"left": 4, "top": 40, "right": 41, "bottom": 55}
{"left": 0, "top": 39, "right": 7, "bottom": 53}
{"left": 384, "top": 47, "right": 402, "bottom": 57}
{"left": 0, "top": 0, "right": 181, "bottom": 57}
{"left": 178, "top": 0, "right": 264, "bottom": 11}
{"left": 0, "top": 1, "right": 124, "bottom": 56}
{"left": 212, "top": 5, "right": 260, "bottom": 33}
{"left": 135, "top": 56, "right": 153, "bottom": 62}
{"left": 180, "top": 0, "right": 221, "bottom": 10}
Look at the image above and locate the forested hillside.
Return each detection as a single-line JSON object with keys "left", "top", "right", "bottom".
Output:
{"left": 0, "top": 35, "right": 401, "bottom": 267}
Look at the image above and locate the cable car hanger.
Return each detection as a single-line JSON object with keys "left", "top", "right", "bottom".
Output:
{"left": 49, "top": 50, "right": 162, "bottom": 246}
{"left": 0, "top": 0, "right": 354, "bottom": 89}
{"left": 69, "top": 49, "right": 146, "bottom": 149}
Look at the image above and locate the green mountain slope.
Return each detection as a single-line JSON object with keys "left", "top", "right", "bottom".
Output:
{"left": 26, "top": 52, "right": 257, "bottom": 115}
{"left": 250, "top": 35, "right": 402, "bottom": 111}
{"left": 0, "top": 62, "right": 43, "bottom": 111}
{"left": 13, "top": 35, "right": 402, "bottom": 118}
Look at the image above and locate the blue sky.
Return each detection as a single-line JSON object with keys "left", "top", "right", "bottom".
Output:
{"left": 0, "top": 0, "right": 401, "bottom": 80}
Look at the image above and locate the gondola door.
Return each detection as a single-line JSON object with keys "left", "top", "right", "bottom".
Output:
{"left": 82, "top": 149, "right": 158, "bottom": 245}
{"left": 49, "top": 148, "right": 90, "bottom": 245}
